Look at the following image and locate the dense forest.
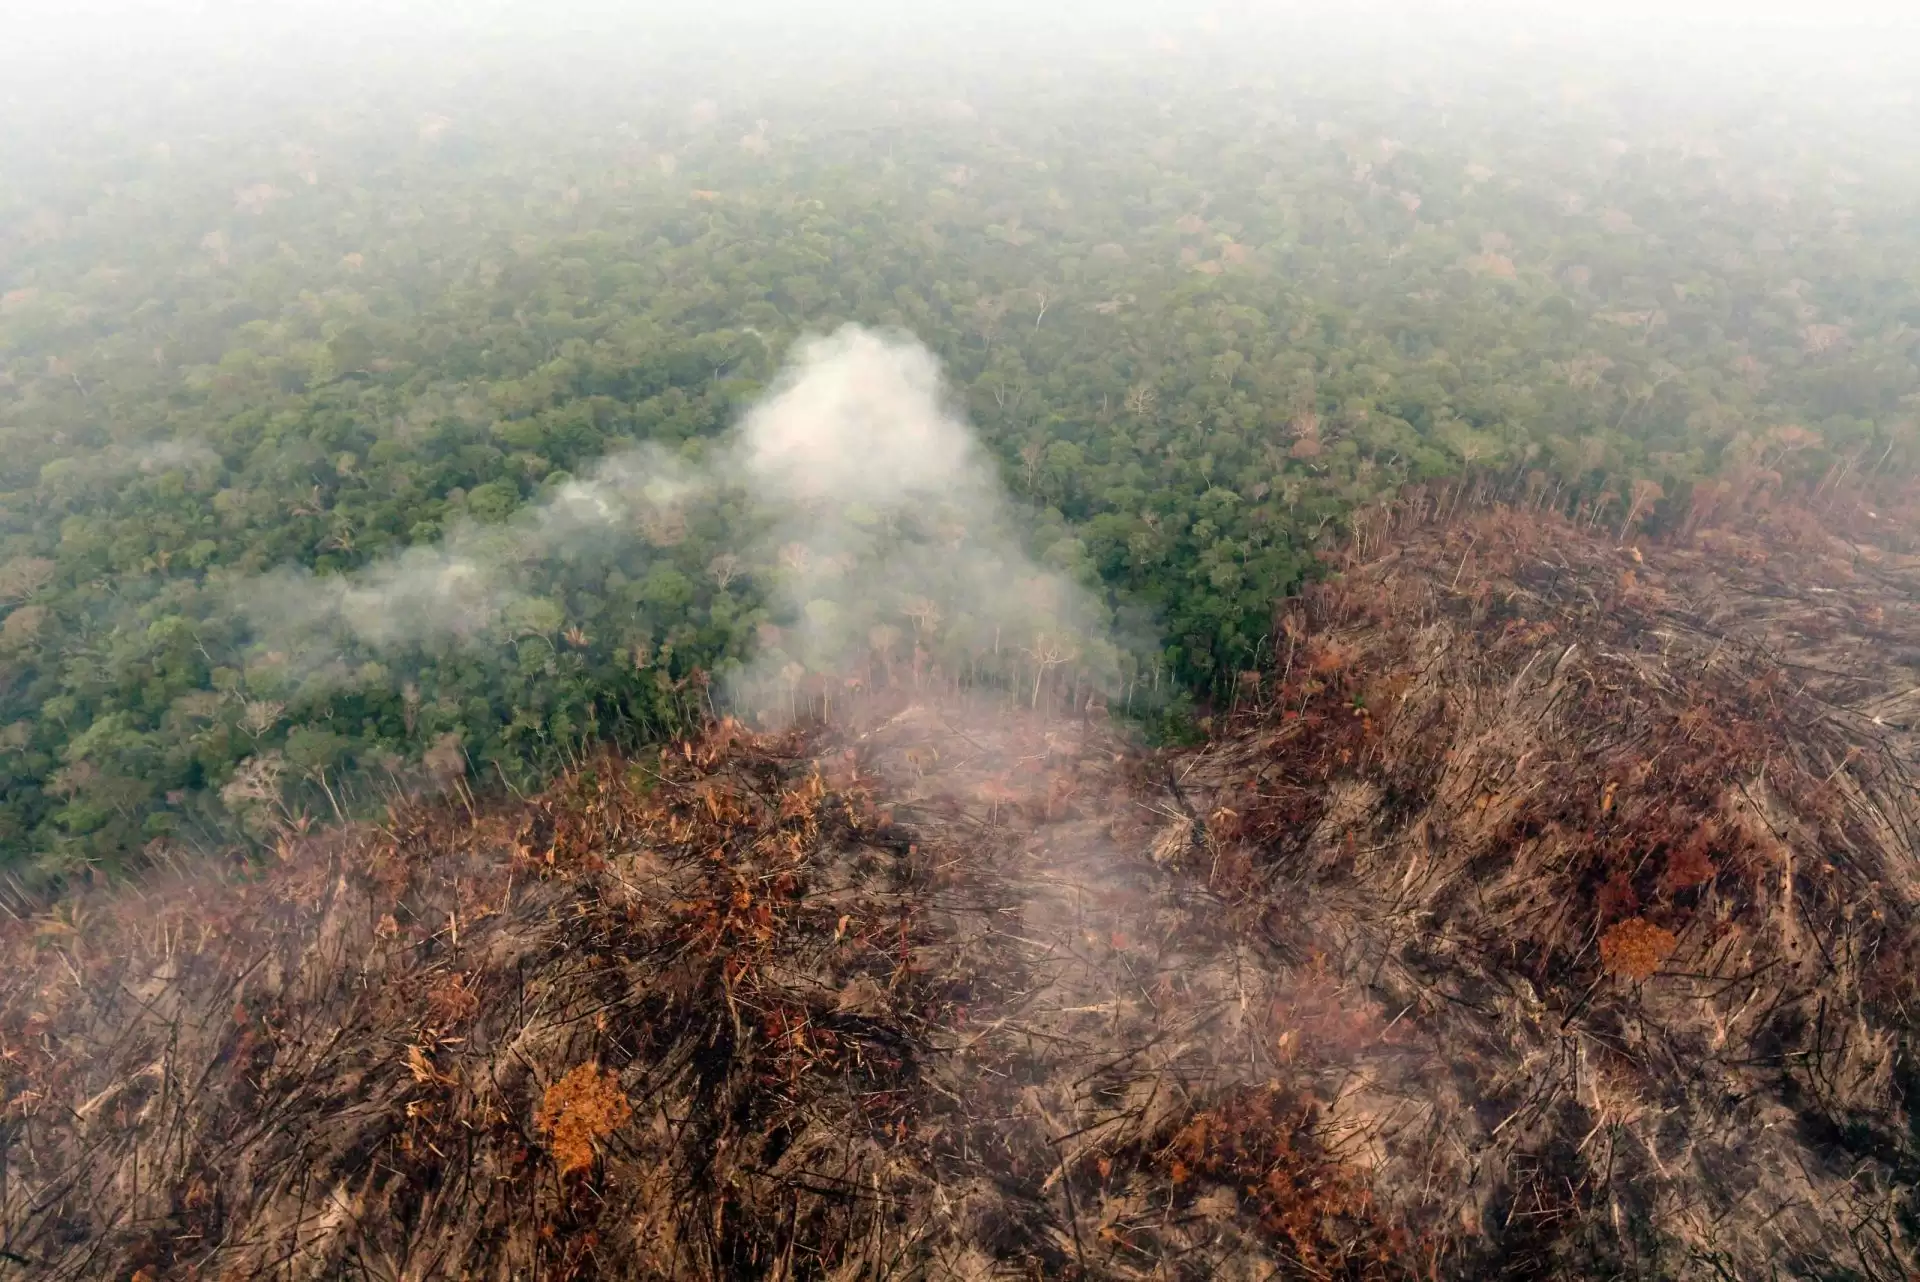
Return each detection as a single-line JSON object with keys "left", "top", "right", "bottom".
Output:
{"left": 4, "top": 9, "right": 1919, "bottom": 883}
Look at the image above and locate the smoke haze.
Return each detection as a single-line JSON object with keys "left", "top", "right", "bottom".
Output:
{"left": 242, "top": 447, "right": 708, "bottom": 658}
{"left": 238, "top": 326, "right": 1120, "bottom": 718}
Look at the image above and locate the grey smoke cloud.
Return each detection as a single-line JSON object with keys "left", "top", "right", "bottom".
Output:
{"left": 238, "top": 325, "right": 1122, "bottom": 714}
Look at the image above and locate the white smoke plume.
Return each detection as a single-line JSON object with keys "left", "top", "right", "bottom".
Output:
{"left": 237, "top": 325, "right": 1123, "bottom": 716}
{"left": 731, "top": 327, "right": 1119, "bottom": 715}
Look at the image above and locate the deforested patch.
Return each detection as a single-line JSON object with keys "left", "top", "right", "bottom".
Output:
{"left": 1175, "top": 481, "right": 1920, "bottom": 1278}
{"left": 4, "top": 480, "right": 1916, "bottom": 1279}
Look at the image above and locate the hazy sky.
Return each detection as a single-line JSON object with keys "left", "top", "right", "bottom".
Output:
{"left": 4, "top": 0, "right": 1917, "bottom": 148}
{"left": 9, "top": 0, "right": 1919, "bottom": 68}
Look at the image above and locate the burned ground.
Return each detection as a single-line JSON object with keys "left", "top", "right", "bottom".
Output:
{"left": 1177, "top": 477, "right": 1920, "bottom": 1278}
{"left": 2, "top": 480, "right": 1916, "bottom": 1279}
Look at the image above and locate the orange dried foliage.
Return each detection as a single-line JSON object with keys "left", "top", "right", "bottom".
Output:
{"left": 536, "top": 1063, "right": 632, "bottom": 1177}
{"left": 1161, "top": 1086, "right": 1413, "bottom": 1277}
{"left": 426, "top": 973, "right": 479, "bottom": 1028}
{"left": 1599, "top": 918, "right": 1676, "bottom": 981}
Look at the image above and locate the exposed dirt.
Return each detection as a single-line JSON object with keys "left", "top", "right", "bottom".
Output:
{"left": 2, "top": 478, "right": 1916, "bottom": 1279}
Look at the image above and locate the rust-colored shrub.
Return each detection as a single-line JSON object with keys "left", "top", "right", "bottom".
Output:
{"left": 536, "top": 1063, "right": 632, "bottom": 1177}
{"left": 1599, "top": 917, "right": 1676, "bottom": 981}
